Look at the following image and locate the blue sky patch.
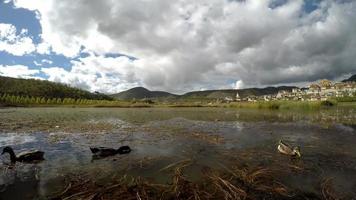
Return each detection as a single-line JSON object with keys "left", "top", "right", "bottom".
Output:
{"left": 269, "top": 0, "right": 321, "bottom": 13}
{"left": 0, "top": 0, "right": 42, "bottom": 43}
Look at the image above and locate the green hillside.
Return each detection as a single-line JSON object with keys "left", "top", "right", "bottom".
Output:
{"left": 111, "top": 87, "right": 177, "bottom": 100}
{"left": 181, "top": 86, "right": 296, "bottom": 99}
{"left": 342, "top": 74, "right": 356, "bottom": 82}
{"left": 0, "top": 76, "right": 112, "bottom": 100}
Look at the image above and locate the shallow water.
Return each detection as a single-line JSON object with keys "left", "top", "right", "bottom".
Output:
{"left": 0, "top": 107, "right": 356, "bottom": 199}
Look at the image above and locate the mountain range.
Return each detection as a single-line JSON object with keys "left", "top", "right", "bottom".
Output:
{"left": 111, "top": 87, "right": 178, "bottom": 100}
{"left": 111, "top": 86, "right": 297, "bottom": 101}
{"left": 342, "top": 74, "right": 356, "bottom": 82}
{"left": 113, "top": 73, "right": 356, "bottom": 100}
{"left": 1, "top": 74, "right": 355, "bottom": 101}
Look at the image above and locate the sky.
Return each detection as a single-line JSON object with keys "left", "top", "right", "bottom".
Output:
{"left": 0, "top": 0, "right": 355, "bottom": 94}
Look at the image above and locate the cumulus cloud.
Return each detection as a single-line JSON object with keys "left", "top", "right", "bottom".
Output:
{"left": 10, "top": 0, "right": 356, "bottom": 93}
{"left": 41, "top": 59, "right": 53, "bottom": 64}
{"left": 41, "top": 53, "right": 141, "bottom": 93}
{"left": 0, "top": 65, "right": 39, "bottom": 78}
{"left": 0, "top": 23, "right": 36, "bottom": 56}
{"left": 234, "top": 80, "right": 244, "bottom": 90}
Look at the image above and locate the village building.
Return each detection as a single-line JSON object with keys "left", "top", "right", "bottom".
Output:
{"left": 236, "top": 92, "right": 241, "bottom": 101}
{"left": 262, "top": 95, "right": 273, "bottom": 101}
{"left": 240, "top": 79, "right": 355, "bottom": 102}
{"left": 307, "top": 84, "right": 321, "bottom": 95}
{"left": 224, "top": 96, "right": 233, "bottom": 102}
{"left": 247, "top": 95, "right": 257, "bottom": 102}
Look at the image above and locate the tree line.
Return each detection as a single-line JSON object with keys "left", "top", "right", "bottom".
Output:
{"left": 0, "top": 76, "right": 113, "bottom": 100}
{"left": 0, "top": 93, "right": 120, "bottom": 106}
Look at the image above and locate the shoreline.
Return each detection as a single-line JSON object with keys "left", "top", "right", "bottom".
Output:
{"left": 1, "top": 100, "right": 355, "bottom": 110}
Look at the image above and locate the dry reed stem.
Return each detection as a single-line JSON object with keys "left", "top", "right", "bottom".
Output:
{"left": 321, "top": 178, "right": 340, "bottom": 200}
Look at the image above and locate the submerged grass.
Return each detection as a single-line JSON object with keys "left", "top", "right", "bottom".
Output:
{"left": 320, "top": 178, "right": 341, "bottom": 200}
{"left": 49, "top": 161, "right": 330, "bottom": 200}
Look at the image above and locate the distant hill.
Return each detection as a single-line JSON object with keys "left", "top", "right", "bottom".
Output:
{"left": 181, "top": 86, "right": 296, "bottom": 99}
{"left": 112, "top": 86, "right": 296, "bottom": 100}
{"left": 112, "top": 87, "right": 177, "bottom": 100}
{"left": 342, "top": 74, "right": 356, "bottom": 82}
{"left": 0, "top": 76, "right": 112, "bottom": 100}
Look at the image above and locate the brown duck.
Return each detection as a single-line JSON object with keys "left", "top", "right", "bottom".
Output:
{"left": 277, "top": 140, "right": 301, "bottom": 158}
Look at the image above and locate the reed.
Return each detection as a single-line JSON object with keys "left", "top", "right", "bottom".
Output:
{"left": 228, "top": 100, "right": 338, "bottom": 110}
{"left": 51, "top": 165, "right": 301, "bottom": 200}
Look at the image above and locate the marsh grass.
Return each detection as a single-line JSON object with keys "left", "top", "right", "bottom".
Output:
{"left": 227, "top": 100, "right": 338, "bottom": 110}
{"left": 49, "top": 160, "right": 326, "bottom": 200}
{"left": 320, "top": 178, "right": 341, "bottom": 200}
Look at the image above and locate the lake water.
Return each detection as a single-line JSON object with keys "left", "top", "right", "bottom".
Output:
{"left": 0, "top": 107, "right": 356, "bottom": 199}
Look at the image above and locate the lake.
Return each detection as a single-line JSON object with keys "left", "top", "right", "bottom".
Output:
{"left": 0, "top": 107, "right": 356, "bottom": 199}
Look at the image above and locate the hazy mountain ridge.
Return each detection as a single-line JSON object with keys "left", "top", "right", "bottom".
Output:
{"left": 2, "top": 74, "right": 355, "bottom": 101}
{"left": 112, "top": 86, "right": 297, "bottom": 100}
{"left": 111, "top": 87, "right": 178, "bottom": 100}
{"left": 113, "top": 74, "right": 356, "bottom": 100}
{"left": 342, "top": 74, "right": 356, "bottom": 82}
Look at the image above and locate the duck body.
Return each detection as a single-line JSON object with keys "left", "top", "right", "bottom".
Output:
{"left": 1, "top": 146, "right": 45, "bottom": 163}
{"left": 278, "top": 140, "right": 301, "bottom": 157}
{"left": 118, "top": 146, "right": 131, "bottom": 154}
{"left": 16, "top": 150, "right": 45, "bottom": 162}
{"left": 90, "top": 147, "right": 118, "bottom": 157}
{"left": 90, "top": 146, "right": 131, "bottom": 157}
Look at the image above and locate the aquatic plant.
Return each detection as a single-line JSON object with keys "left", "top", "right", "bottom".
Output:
{"left": 49, "top": 164, "right": 306, "bottom": 200}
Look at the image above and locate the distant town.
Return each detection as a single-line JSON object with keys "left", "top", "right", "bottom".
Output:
{"left": 234, "top": 79, "right": 356, "bottom": 102}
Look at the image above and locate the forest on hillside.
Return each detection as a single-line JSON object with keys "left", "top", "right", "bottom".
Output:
{"left": 0, "top": 76, "right": 112, "bottom": 100}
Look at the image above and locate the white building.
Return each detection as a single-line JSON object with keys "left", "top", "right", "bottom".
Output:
{"left": 236, "top": 92, "right": 241, "bottom": 101}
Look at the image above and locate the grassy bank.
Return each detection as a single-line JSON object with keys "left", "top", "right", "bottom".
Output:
{"left": 1, "top": 92, "right": 355, "bottom": 110}
{"left": 226, "top": 100, "right": 340, "bottom": 110}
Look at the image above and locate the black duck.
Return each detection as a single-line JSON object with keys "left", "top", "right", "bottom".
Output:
{"left": 90, "top": 145, "right": 131, "bottom": 157}
{"left": 1, "top": 146, "right": 45, "bottom": 163}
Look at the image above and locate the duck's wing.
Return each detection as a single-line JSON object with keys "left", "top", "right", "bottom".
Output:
{"left": 90, "top": 147, "right": 112, "bottom": 153}
{"left": 90, "top": 147, "right": 117, "bottom": 156}
{"left": 90, "top": 147, "right": 99, "bottom": 153}
{"left": 118, "top": 146, "right": 131, "bottom": 154}
{"left": 17, "top": 150, "right": 44, "bottom": 162}
{"left": 278, "top": 142, "right": 294, "bottom": 155}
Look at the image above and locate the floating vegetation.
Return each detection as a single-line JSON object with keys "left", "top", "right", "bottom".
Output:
{"left": 190, "top": 132, "right": 224, "bottom": 144}
{"left": 320, "top": 178, "right": 341, "bottom": 200}
{"left": 48, "top": 163, "right": 328, "bottom": 200}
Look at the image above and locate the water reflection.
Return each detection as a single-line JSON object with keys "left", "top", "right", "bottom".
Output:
{"left": 0, "top": 107, "right": 355, "bottom": 199}
{"left": 0, "top": 164, "right": 41, "bottom": 199}
{"left": 0, "top": 134, "right": 36, "bottom": 146}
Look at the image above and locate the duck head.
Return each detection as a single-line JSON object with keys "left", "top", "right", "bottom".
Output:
{"left": 293, "top": 146, "right": 301, "bottom": 157}
{"left": 2, "top": 146, "right": 17, "bottom": 162}
{"left": 1, "top": 146, "right": 14, "bottom": 155}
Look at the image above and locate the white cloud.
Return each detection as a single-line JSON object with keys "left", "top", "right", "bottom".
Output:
{"left": 33, "top": 61, "right": 41, "bottom": 66}
{"left": 10, "top": 0, "right": 356, "bottom": 93}
{"left": 0, "top": 23, "right": 36, "bottom": 56}
{"left": 0, "top": 65, "right": 39, "bottom": 78}
{"left": 234, "top": 80, "right": 244, "bottom": 90}
{"left": 41, "top": 59, "right": 53, "bottom": 64}
{"left": 41, "top": 53, "right": 141, "bottom": 93}
{"left": 36, "top": 42, "right": 51, "bottom": 54}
